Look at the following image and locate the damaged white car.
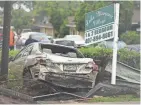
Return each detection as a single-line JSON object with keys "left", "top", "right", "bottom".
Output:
{"left": 9, "top": 43, "right": 98, "bottom": 89}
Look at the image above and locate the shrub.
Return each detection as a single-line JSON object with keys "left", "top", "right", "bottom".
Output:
{"left": 120, "top": 31, "right": 140, "bottom": 44}
{"left": 79, "top": 47, "right": 112, "bottom": 58}
{"left": 79, "top": 47, "right": 140, "bottom": 69}
{"left": 118, "top": 48, "right": 140, "bottom": 69}
{"left": 0, "top": 50, "right": 19, "bottom": 63}
{"left": 0, "top": 49, "right": 19, "bottom": 58}
{"left": 79, "top": 47, "right": 113, "bottom": 71}
{"left": 9, "top": 50, "right": 19, "bottom": 57}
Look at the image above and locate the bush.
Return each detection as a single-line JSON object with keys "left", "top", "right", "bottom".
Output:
{"left": 120, "top": 31, "right": 140, "bottom": 44}
{"left": 79, "top": 47, "right": 113, "bottom": 71}
{"left": 9, "top": 50, "right": 19, "bottom": 57}
{"left": 79, "top": 47, "right": 112, "bottom": 58}
{"left": 79, "top": 47, "right": 140, "bottom": 69}
{"left": 0, "top": 50, "right": 19, "bottom": 63}
{"left": 118, "top": 48, "right": 140, "bottom": 69}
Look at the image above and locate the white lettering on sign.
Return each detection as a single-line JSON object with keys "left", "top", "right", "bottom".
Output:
{"left": 86, "top": 15, "right": 95, "bottom": 27}
{"left": 93, "top": 19, "right": 106, "bottom": 27}
{"left": 85, "top": 24, "right": 114, "bottom": 45}
{"left": 86, "top": 11, "right": 113, "bottom": 27}
{"left": 96, "top": 11, "right": 113, "bottom": 19}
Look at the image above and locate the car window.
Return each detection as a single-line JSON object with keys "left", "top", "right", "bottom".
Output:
{"left": 41, "top": 44, "right": 84, "bottom": 58}
{"left": 64, "top": 35, "right": 83, "bottom": 41}
{"left": 14, "top": 45, "right": 33, "bottom": 60}
{"left": 31, "top": 33, "right": 49, "bottom": 41}
{"left": 55, "top": 40, "right": 75, "bottom": 46}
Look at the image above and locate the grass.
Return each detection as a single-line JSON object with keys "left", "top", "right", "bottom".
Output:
{"left": 88, "top": 95, "right": 140, "bottom": 102}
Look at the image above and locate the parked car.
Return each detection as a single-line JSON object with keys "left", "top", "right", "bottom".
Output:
{"left": 30, "top": 33, "right": 51, "bottom": 43}
{"left": 18, "top": 32, "right": 51, "bottom": 45}
{"left": 64, "top": 35, "right": 85, "bottom": 47}
{"left": 21, "top": 29, "right": 32, "bottom": 34}
{"left": 9, "top": 43, "right": 98, "bottom": 89}
{"left": 53, "top": 38, "right": 77, "bottom": 48}
{"left": 47, "top": 35, "right": 54, "bottom": 43}
{"left": 97, "top": 41, "right": 127, "bottom": 50}
{"left": 126, "top": 44, "right": 140, "bottom": 52}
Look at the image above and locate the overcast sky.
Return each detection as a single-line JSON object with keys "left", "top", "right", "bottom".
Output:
{"left": 0, "top": 3, "right": 30, "bottom": 12}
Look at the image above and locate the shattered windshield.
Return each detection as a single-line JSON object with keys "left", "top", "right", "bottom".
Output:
{"left": 41, "top": 44, "right": 84, "bottom": 58}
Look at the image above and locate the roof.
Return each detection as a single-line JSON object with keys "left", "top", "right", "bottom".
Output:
{"left": 33, "top": 15, "right": 53, "bottom": 28}
{"left": 32, "top": 23, "right": 53, "bottom": 29}
{"left": 66, "top": 16, "right": 76, "bottom": 28}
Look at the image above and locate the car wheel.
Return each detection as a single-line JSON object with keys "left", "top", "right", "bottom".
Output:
{"left": 23, "top": 69, "right": 33, "bottom": 88}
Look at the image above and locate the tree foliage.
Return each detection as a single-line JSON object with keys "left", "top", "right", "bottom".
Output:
{"left": 119, "top": 1, "right": 134, "bottom": 35}
{"left": 75, "top": 1, "right": 134, "bottom": 35}
{"left": 75, "top": 1, "right": 110, "bottom": 32}
{"left": 11, "top": 9, "right": 33, "bottom": 34}
{"left": 32, "top": 1, "right": 81, "bottom": 37}
{"left": 120, "top": 31, "right": 140, "bottom": 44}
{"left": 59, "top": 19, "right": 69, "bottom": 38}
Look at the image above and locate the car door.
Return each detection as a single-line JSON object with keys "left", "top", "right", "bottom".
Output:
{"left": 9, "top": 45, "right": 34, "bottom": 80}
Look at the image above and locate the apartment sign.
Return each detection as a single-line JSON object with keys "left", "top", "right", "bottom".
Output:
{"left": 85, "top": 4, "right": 115, "bottom": 45}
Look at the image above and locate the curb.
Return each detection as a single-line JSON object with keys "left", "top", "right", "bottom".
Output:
{"left": 0, "top": 86, "right": 36, "bottom": 103}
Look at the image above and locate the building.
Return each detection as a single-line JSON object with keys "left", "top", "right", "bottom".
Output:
{"left": 131, "top": 1, "right": 140, "bottom": 33}
{"left": 66, "top": 16, "right": 84, "bottom": 37}
{"left": 31, "top": 16, "right": 54, "bottom": 37}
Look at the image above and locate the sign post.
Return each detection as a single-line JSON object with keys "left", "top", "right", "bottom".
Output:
{"left": 85, "top": 3, "right": 120, "bottom": 85}
{"left": 111, "top": 3, "right": 120, "bottom": 84}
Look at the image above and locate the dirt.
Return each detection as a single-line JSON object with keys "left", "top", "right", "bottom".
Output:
{"left": 0, "top": 95, "right": 31, "bottom": 104}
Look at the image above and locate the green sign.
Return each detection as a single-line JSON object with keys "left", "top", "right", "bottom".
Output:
{"left": 85, "top": 4, "right": 115, "bottom": 45}
{"left": 85, "top": 4, "right": 114, "bottom": 31}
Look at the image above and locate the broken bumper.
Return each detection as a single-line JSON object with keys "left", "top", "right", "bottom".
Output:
{"left": 38, "top": 72, "right": 98, "bottom": 89}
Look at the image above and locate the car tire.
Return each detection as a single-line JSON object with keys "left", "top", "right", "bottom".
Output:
{"left": 23, "top": 68, "right": 33, "bottom": 88}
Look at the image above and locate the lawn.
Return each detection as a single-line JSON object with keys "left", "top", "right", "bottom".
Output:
{"left": 88, "top": 95, "right": 140, "bottom": 102}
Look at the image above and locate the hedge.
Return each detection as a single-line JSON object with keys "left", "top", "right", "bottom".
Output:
{"left": 79, "top": 47, "right": 140, "bottom": 69}
{"left": 0, "top": 50, "right": 19, "bottom": 62}
{"left": 118, "top": 48, "right": 140, "bottom": 69}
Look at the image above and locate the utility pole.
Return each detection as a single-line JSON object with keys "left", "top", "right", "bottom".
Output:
{"left": 0, "top": 1, "right": 12, "bottom": 81}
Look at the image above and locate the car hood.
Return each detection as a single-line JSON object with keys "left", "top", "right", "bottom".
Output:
{"left": 46, "top": 53, "right": 93, "bottom": 64}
